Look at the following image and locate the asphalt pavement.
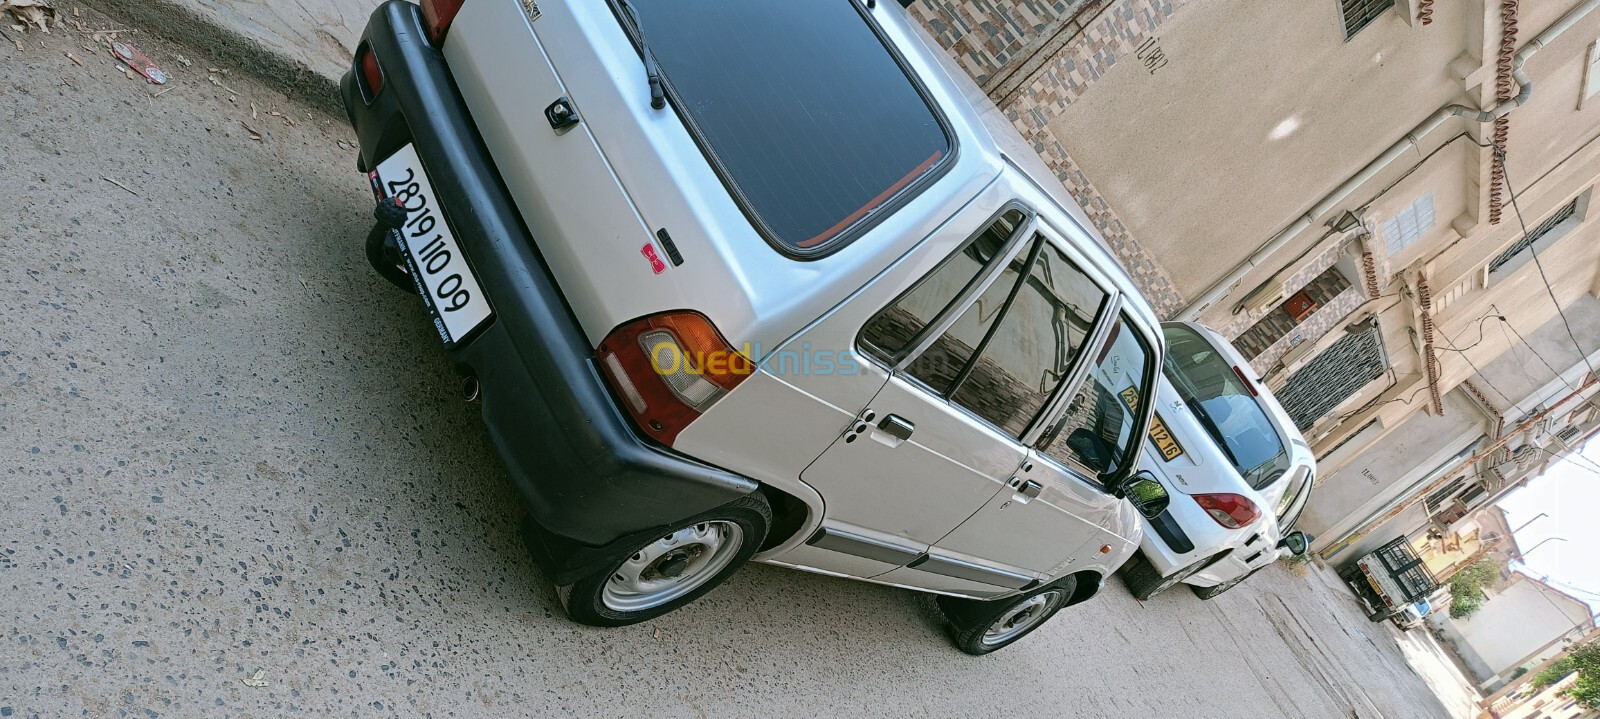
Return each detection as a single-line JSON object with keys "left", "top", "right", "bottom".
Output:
{"left": 1, "top": 12, "right": 1465, "bottom": 718}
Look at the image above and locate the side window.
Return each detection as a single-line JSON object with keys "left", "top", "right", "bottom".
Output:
{"left": 944, "top": 243, "right": 1107, "bottom": 436}
{"left": 901, "top": 243, "right": 1031, "bottom": 395}
{"left": 1038, "top": 316, "right": 1155, "bottom": 483}
{"left": 860, "top": 209, "right": 1025, "bottom": 361}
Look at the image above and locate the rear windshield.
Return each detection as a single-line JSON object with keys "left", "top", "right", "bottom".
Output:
{"left": 1162, "top": 325, "right": 1290, "bottom": 490}
{"left": 620, "top": 0, "right": 952, "bottom": 256}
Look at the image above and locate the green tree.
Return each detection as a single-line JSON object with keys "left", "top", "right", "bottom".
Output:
{"left": 1532, "top": 643, "right": 1600, "bottom": 710}
{"left": 1449, "top": 591, "right": 1483, "bottom": 618}
{"left": 1534, "top": 656, "right": 1578, "bottom": 690}
{"left": 1446, "top": 558, "right": 1500, "bottom": 619}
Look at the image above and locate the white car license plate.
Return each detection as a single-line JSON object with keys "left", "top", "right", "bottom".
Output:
{"left": 372, "top": 144, "right": 493, "bottom": 346}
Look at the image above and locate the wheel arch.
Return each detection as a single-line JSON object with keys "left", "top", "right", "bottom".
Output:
{"left": 1062, "top": 570, "right": 1106, "bottom": 607}
{"left": 756, "top": 484, "right": 813, "bottom": 552}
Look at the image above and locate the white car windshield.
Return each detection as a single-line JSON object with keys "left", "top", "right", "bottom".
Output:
{"left": 1161, "top": 325, "right": 1290, "bottom": 490}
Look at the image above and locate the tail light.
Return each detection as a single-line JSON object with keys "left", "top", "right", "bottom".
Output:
{"left": 596, "top": 311, "right": 754, "bottom": 446}
{"left": 358, "top": 46, "right": 383, "bottom": 100}
{"left": 420, "top": 0, "right": 465, "bottom": 45}
{"left": 1193, "top": 493, "right": 1261, "bottom": 529}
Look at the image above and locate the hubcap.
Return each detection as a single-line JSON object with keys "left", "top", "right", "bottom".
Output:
{"left": 981, "top": 590, "right": 1063, "bottom": 647}
{"left": 602, "top": 522, "right": 743, "bottom": 612}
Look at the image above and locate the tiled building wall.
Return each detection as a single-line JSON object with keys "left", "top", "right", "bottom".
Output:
{"left": 1216, "top": 239, "right": 1356, "bottom": 339}
{"left": 909, "top": 0, "right": 1189, "bottom": 318}
{"left": 1249, "top": 285, "right": 1368, "bottom": 374}
{"left": 908, "top": 0, "right": 1092, "bottom": 89}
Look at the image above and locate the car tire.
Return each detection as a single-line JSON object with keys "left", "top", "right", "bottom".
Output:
{"left": 364, "top": 224, "right": 418, "bottom": 294}
{"left": 1121, "top": 552, "right": 1210, "bottom": 601}
{"left": 1190, "top": 566, "right": 1248, "bottom": 598}
{"left": 938, "top": 575, "right": 1077, "bottom": 656}
{"left": 556, "top": 493, "right": 771, "bottom": 628}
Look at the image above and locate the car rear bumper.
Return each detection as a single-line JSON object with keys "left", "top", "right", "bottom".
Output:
{"left": 1139, "top": 493, "right": 1234, "bottom": 574}
{"left": 340, "top": 1, "right": 758, "bottom": 584}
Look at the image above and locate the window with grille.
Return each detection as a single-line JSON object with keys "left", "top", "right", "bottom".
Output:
{"left": 1276, "top": 323, "right": 1388, "bottom": 429}
{"left": 1426, "top": 477, "right": 1466, "bottom": 511}
{"left": 1340, "top": 0, "right": 1395, "bottom": 40}
{"left": 1488, "top": 197, "right": 1581, "bottom": 274}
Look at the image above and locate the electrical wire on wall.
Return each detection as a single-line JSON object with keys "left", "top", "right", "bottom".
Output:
{"left": 1494, "top": 146, "right": 1598, "bottom": 381}
{"left": 1491, "top": 313, "right": 1600, "bottom": 419}
{"left": 1530, "top": 445, "right": 1600, "bottom": 480}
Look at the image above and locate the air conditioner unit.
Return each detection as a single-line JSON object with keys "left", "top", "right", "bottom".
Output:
{"left": 1239, "top": 281, "right": 1287, "bottom": 316}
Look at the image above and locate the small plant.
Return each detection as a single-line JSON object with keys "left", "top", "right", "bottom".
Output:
{"left": 1445, "top": 558, "right": 1498, "bottom": 619}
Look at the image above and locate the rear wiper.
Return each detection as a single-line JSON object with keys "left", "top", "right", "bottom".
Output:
{"left": 1184, "top": 396, "right": 1244, "bottom": 469}
{"left": 619, "top": 0, "right": 666, "bottom": 110}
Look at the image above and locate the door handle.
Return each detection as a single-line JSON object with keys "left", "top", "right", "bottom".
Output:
{"left": 878, "top": 414, "right": 914, "bottom": 441}
{"left": 1014, "top": 480, "right": 1043, "bottom": 504}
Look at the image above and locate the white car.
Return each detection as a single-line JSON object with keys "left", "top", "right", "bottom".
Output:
{"left": 1119, "top": 322, "right": 1315, "bottom": 600}
{"left": 340, "top": 0, "right": 1172, "bottom": 654}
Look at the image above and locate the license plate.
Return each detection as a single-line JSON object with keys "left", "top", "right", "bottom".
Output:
{"left": 371, "top": 144, "right": 493, "bottom": 347}
{"left": 1116, "top": 387, "right": 1185, "bottom": 461}
{"left": 1147, "top": 414, "right": 1185, "bottom": 461}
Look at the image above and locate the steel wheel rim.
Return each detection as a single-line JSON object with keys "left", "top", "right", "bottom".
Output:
{"left": 982, "top": 590, "right": 1063, "bottom": 646}
{"left": 602, "top": 521, "right": 743, "bottom": 612}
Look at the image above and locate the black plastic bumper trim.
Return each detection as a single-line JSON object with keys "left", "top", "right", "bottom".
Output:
{"left": 1149, "top": 510, "right": 1195, "bottom": 554}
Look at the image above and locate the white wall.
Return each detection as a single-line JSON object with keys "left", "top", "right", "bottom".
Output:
{"left": 1303, "top": 388, "right": 1487, "bottom": 550}
{"left": 1447, "top": 576, "right": 1594, "bottom": 680}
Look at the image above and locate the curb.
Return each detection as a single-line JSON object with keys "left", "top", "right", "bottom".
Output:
{"left": 79, "top": 0, "right": 345, "bottom": 116}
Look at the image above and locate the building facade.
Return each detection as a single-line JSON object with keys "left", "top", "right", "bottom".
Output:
{"left": 904, "top": 0, "right": 1600, "bottom": 556}
{"left": 1413, "top": 505, "right": 1521, "bottom": 580}
{"left": 1306, "top": 305, "right": 1600, "bottom": 566}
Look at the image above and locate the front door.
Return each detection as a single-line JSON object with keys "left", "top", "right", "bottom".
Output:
{"left": 929, "top": 312, "right": 1157, "bottom": 579}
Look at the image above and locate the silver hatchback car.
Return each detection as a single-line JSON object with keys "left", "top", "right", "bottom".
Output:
{"left": 341, "top": 0, "right": 1172, "bottom": 654}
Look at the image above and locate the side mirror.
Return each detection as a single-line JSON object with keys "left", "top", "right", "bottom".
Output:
{"left": 1278, "top": 531, "right": 1311, "bottom": 557}
{"left": 1119, "top": 471, "right": 1170, "bottom": 520}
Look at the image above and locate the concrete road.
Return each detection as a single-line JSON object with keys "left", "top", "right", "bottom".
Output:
{"left": 1, "top": 14, "right": 1460, "bottom": 719}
